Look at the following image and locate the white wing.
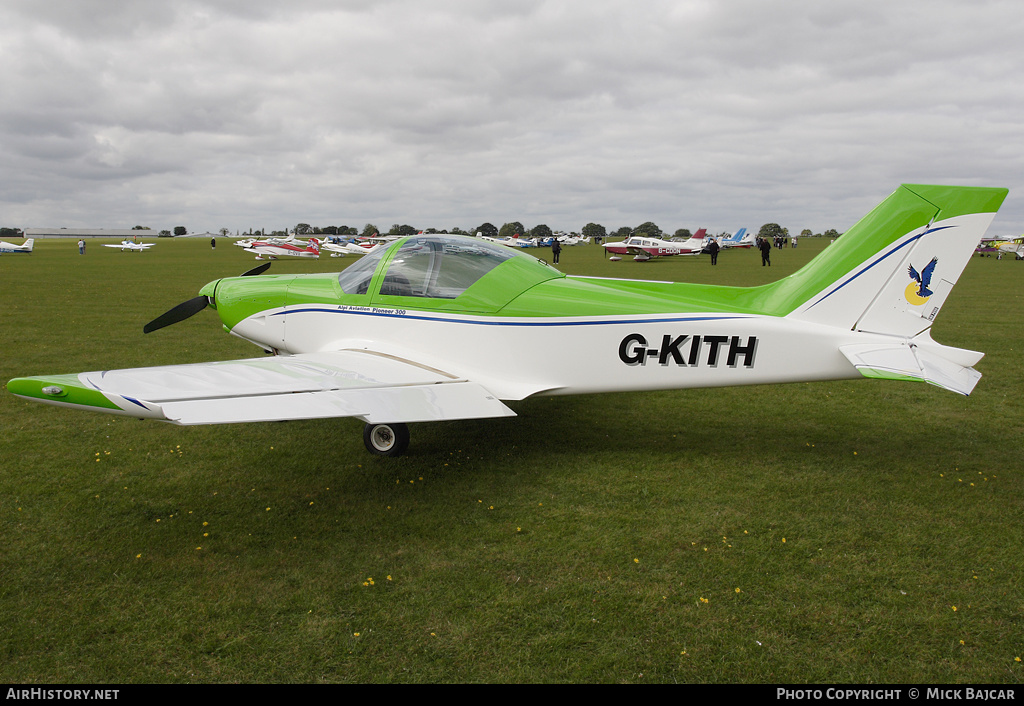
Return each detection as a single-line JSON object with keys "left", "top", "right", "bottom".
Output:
{"left": 26, "top": 350, "right": 516, "bottom": 424}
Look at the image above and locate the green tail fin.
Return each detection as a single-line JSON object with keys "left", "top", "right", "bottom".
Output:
{"left": 769, "top": 184, "right": 1006, "bottom": 334}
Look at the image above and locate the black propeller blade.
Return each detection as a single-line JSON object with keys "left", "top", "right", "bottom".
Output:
{"left": 143, "top": 262, "right": 270, "bottom": 334}
{"left": 143, "top": 296, "right": 210, "bottom": 334}
{"left": 241, "top": 262, "right": 271, "bottom": 277}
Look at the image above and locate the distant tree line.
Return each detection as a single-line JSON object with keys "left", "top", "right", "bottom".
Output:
{"left": 258, "top": 220, "right": 844, "bottom": 241}
{"left": 0, "top": 220, "right": 842, "bottom": 241}
{"left": 757, "top": 224, "right": 843, "bottom": 240}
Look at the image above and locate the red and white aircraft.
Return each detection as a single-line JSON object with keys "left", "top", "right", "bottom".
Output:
{"left": 602, "top": 228, "right": 707, "bottom": 260}
{"left": 241, "top": 237, "right": 321, "bottom": 260}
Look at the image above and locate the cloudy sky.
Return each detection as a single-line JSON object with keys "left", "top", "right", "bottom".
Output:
{"left": 3, "top": 0, "right": 1023, "bottom": 236}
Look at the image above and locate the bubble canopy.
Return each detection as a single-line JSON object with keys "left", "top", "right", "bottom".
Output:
{"left": 337, "top": 235, "right": 561, "bottom": 310}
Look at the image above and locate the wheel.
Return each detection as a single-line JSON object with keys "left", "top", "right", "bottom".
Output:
{"left": 363, "top": 422, "right": 410, "bottom": 457}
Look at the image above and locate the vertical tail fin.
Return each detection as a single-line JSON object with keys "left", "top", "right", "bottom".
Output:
{"left": 780, "top": 185, "right": 1006, "bottom": 337}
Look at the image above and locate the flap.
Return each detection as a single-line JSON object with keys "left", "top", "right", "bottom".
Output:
{"left": 160, "top": 380, "right": 515, "bottom": 425}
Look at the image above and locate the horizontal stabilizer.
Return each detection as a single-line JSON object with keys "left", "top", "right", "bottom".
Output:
{"left": 840, "top": 342, "right": 982, "bottom": 396}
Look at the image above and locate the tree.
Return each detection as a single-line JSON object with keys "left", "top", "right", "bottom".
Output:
{"left": 132, "top": 225, "right": 151, "bottom": 230}
{"left": 389, "top": 224, "right": 417, "bottom": 236}
{"left": 530, "top": 224, "right": 553, "bottom": 241}
{"left": 499, "top": 222, "right": 525, "bottom": 239}
{"left": 612, "top": 226, "right": 632, "bottom": 239}
{"left": 634, "top": 222, "right": 662, "bottom": 238}
{"left": 582, "top": 223, "right": 606, "bottom": 240}
{"left": 673, "top": 228, "right": 692, "bottom": 240}
{"left": 823, "top": 228, "right": 841, "bottom": 240}
{"left": 757, "top": 223, "right": 787, "bottom": 240}
{"left": 173, "top": 226, "right": 187, "bottom": 236}
{"left": 800, "top": 229, "right": 813, "bottom": 238}
{"left": 294, "top": 223, "right": 312, "bottom": 235}
{"left": 361, "top": 223, "right": 380, "bottom": 237}
{"left": 219, "top": 228, "right": 229, "bottom": 237}
{"left": 476, "top": 222, "right": 498, "bottom": 239}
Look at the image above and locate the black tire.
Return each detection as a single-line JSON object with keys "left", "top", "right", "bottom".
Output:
{"left": 363, "top": 422, "right": 410, "bottom": 457}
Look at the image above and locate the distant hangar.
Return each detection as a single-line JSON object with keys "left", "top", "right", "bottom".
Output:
{"left": 23, "top": 228, "right": 163, "bottom": 239}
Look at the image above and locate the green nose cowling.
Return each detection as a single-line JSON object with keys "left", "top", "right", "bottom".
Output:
{"left": 202, "top": 276, "right": 292, "bottom": 331}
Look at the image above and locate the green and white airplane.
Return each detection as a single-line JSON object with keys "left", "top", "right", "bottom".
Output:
{"left": 7, "top": 184, "right": 1007, "bottom": 456}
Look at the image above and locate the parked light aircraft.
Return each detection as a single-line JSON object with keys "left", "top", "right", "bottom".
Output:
{"left": 0, "top": 238, "right": 34, "bottom": 253}
{"left": 7, "top": 185, "right": 1006, "bottom": 457}
{"left": 974, "top": 236, "right": 1006, "bottom": 256}
{"left": 505, "top": 235, "right": 537, "bottom": 248}
{"left": 103, "top": 240, "right": 154, "bottom": 251}
{"left": 719, "top": 228, "right": 754, "bottom": 249}
{"left": 241, "top": 237, "right": 320, "bottom": 259}
{"left": 235, "top": 235, "right": 296, "bottom": 248}
{"left": 557, "top": 235, "right": 589, "bottom": 246}
{"left": 603, "top": 229, "right": 707, "bottom": 260}
{"left": 997, "top": 238, "right": 1024, "bottom": 259}
{"left": 319, "top": 241, "right": 349, "bottom": 258}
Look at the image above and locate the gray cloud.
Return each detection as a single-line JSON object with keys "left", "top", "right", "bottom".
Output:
{"left": 2, "top": 0, "right": 1023, "bottom": 235}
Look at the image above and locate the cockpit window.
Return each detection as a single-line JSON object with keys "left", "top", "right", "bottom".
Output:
{"left": 337, "top": 246, "right": 388, "bottom": 295}
{"left": 380, "top": 236, "right": 517, "bottom": 299}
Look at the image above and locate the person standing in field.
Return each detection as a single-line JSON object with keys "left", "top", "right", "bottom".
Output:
{"left": 759, "top": 237, "right": 772, "bottom": 266}
{"left": 707, "top": 238, "right": 720, "bottom": 265}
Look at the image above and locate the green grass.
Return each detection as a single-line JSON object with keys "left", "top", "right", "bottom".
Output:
{"left": 1, "top": 237, "right": 1022, "bottom": 683}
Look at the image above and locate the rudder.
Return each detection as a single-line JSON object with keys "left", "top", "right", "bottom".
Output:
{"left": 784, "top": 184, "right": 1007, "bottom": 336}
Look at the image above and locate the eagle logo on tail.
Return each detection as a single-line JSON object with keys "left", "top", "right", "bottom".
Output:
{"left": 905, "top": 256, "right": 938, "bottom": 304}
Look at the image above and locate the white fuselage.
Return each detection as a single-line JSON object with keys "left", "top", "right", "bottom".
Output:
{"left": 243, "top": 241, "right": 319, "bottom": 258}
{"left": 230, "top": 297, "right": 872, "bottom": 402}
{"left": 104, "top": 241, "right": 152, "bottom": 251}
{"left": 0, "top": 239, "right": 33, "bottom": 253}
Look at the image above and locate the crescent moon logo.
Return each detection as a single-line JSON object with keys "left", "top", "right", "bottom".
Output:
{"left": 904, "top": 282, "right": 930, "bottom": 305}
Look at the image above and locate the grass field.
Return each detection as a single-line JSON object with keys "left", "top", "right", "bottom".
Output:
{"left": 1, "top": 236, "right": 1022, "bottom": 684}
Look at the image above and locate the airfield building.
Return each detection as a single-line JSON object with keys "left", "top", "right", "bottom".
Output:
{"left": 23, "top": 228, "right": 162, "bottom": 239}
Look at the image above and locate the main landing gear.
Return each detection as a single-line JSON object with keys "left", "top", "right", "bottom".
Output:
{"left": 363, "top": 422, "right": 410, "bottom": 457}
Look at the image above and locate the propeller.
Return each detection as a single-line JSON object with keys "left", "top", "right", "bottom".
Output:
{"left": 143, "top": 262, "right": 272, "bottom": 334}
{"left": 143, "top": 296, "right": 209, "bottom": 334}
{"left": 240, "top": 262, "right": 271, "bottom": 277}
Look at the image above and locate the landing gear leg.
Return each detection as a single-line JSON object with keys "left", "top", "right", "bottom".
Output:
{"left": 363, "top": 422, "right": 410, "bottom": 457}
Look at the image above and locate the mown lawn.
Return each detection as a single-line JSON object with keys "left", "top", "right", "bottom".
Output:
{"left": 1, "top": 236, "right": 1021, "bottom": 683}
